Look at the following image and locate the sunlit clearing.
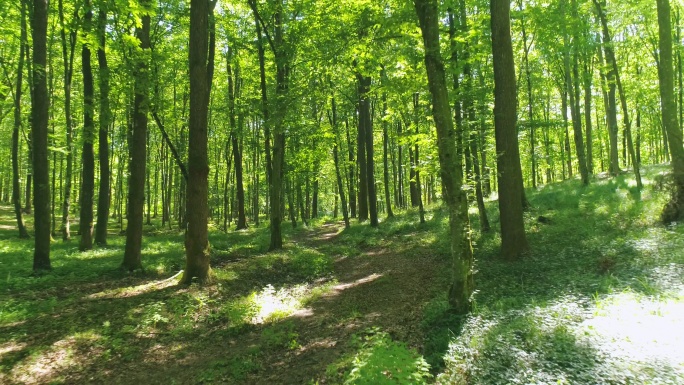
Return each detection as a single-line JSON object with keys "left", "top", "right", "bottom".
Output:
{"left": 439, "top": 292, "right": 684, "bottom": 384}
{"left": 86, "top": 270, "right": 182, "bottom": 300}
{"left": 585, "top": 292, "right": 684, "bottom": 371}
{"left": 249, "top": 281, "right": 335, "bottom": 324}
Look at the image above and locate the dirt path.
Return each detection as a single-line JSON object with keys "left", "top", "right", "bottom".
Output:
{"left": 246, "top": 223, "right": 447, "bottom": 384}
{"left": 3, "top": 219, "right": 448, "bottom": 385}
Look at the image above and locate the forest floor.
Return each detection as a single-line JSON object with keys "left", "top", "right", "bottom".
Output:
{"left": 1, "top": 165, "right": 684, "bottom": 384}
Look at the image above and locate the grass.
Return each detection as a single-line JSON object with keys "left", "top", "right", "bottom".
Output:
{"left": 427, "top": 165, "right": 684, "bottom": 384}
{"left": 1, "top": 164, "right": 683, "bottom": 384}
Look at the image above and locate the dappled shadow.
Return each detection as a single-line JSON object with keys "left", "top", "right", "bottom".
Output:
{"left": 1, "top": 206, "right": 450, "bottom": 384}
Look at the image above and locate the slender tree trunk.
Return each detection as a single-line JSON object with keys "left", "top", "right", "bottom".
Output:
{"left": 59, "top": 0, "right": 76, "bottom": 241}
{"left": 330, "top": 97, "right": 350, "bottom": 229}
{"left": 414, "top": 0, "right": 474, "bottom": 314}
{"left": 183, "top": 0, "right": 213, "bottom": 282}
{"left": 32, "top": 0, "right": 51, "bottom": 271}
{"left": 519, "top": 1, "right": 537, "bottom": 188}
{"left": 657, "top": 0, "right": 684, "bottom": 222}
{"left": 491, "top": 0, "right": 529, "bottom": 260}
{"left": 346, "top": 118, "right": 357, "bottom": 217}
{"left": 594, "top": 2, "right": 621, "bottom": 176}
{"left": 356, "top": 100, "right": 369, "bottom": 221}
{"left": 562, "top": 0, "right": 588, "bottom": 185}
{"left": 95, "top": 8, "right": 110, "bottom": 246}
{"left": 12, "top": 0, "right": 30, "bottom": 239}
{"left": 79, "top": 0, "right": 95, "bottom": 251}
{"left": 413, "top": 93, "right": 426, "bottom": 224}
{"left": 358, "top": 74, "right": 378, "bottom": 226}
{"left": 561, "top": 90, "right": 572, "bottom": 179}
{"left": 593, "top": 0, "right": 641, "bottom": 187}
{"left": 227, "top": 48, "right": 247, "bottom": 230}
{"left": 122, "top": 7, "right": 150, "bottom": 272}
{"left": 584, "top": 60, "right": 594, "bottom": 175}
{"left": 381, "top": 82, "right": 394, "bottom": 219}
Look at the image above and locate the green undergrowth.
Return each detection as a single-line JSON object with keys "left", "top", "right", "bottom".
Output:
{"left": 425, "top": 165, "right": 684, "bottom": 383}
{"left": 1, "top": 165, "right": 683, "bottom": 384}
{"left": 325, "top": 327, "right": 432, "bottom": 385}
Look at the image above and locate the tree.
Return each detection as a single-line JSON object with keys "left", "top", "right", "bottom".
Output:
{"left": 12, "top": 0, "right": 30, "bottom": 239}
{"left": 122, "top": 2, "right": 151, "bottom": 272}
{"left": 183, "top": 0, "right": 213, "bottom": 283}
{"left": 79, "top": 0, "right": 95, "bottom": 251}
{"left": 94, "top": 4, "right": 111, "bottom": 246}
{"left": 593, "top": 0, "right": 642, "bottom": 188}
{"left": 227, "top": 47, "right": 247, "bottom": 230}
{"left": 31, "top": 0, "right": 51, "bottom": 271}
{"left": 58, "top": 0, "right": 77, "bottom": 241}
{"left": 657, "top": 0, "right": 684, "bottom": 222}
{"left": 414, "top": 0, "right": 473, "bottom": 314}
{"left": 491, "top": 0, "right": 529, "bottom": 260}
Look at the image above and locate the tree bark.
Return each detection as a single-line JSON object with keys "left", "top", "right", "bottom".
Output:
{"left": 563, "top": 0, "right": 589, "bottom": 185}
{"left": 594, "top": 1, "right": 620, "bottom": 176}
{"left": 183, "top": 0, "right": 212, "bottom": 283}
{"left": 593, "top": 0, "right": 642, "bottom": 187}
{"left": 59, "top": 0, "right": 77, "bottom": 241}
{"left": 491, "top": 0, "right": 529, "bottom": 260}
{"left": 657, "top": 0, "right": 684, "bottom": 222}
{"left": 122, "top": 6, "right": 150, "bottom": 272}
{"left": 227, "top": 48, "right": 247, "bottom": 230}
{"left": 79, "top": 0, "right": 95, "bottom": 251}
{"left": 381, "top": 77, "right": 394, "bottom": 219}
{"left": 358, "top": 73, "right": 378, "bottom": 226}
{"left": 12, "top": 0, "right": 30, "bottom": 239}
{"left": 95, "top": 7, "right": 111, "bottom": 246}
{"left": 32, "top": 0, "right": 51, "bottom": 271}
{"left": 330, "top": 97, "right": 350, "bottom": 229}
{"left": 414, "top": 0, "right": 474, "bottom": 314}
{"left": 519, "top": 1, "right": 537, "bottom": 188}
{"left": 356, "top": 98, "right": 369, "bottom": 221}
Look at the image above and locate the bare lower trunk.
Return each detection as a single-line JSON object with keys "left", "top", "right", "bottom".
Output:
{"left": 32, "top": 0, "right": 52, "bottom": 271}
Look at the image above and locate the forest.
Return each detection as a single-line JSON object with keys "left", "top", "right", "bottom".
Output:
{"left": 1, "top": 0, "right": 683, "bottom": 383}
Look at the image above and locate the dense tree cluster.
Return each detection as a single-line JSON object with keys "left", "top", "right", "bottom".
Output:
{"left": 1, "top": 0, "right": 682, "bottom": 313}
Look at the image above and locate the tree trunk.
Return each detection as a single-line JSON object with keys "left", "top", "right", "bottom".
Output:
{"left": 122, "top": 8, "right": 150, "bottom": 272}
{"left": 491, "top": 0, "right": 530, "bottom": 260}
{"left": 12, "top": 0, "right": 30, "bottom": 239}
{"left": 227, "top": 48, "right": 247, "bottom": 230}
{"left": 59, "top": 0, "right": 76, "bottom": 241}
{"left": 330, "top": 97, "right": 350, "bottom": 229}
{"left": 358, "top": 74, "right": 378, "bottom": 226}
{"left": 519, "top": 1, "right": 537, "bottom": 188}
{"left": 95, "top": 7, "right": 111, "bottom": 246}
{"left": 356, "top": 99, "right": 369, "bottom": 221}
{"left": 593, "top": 0, "right": 642, "bottom": 187}
{"left": 32, "top": 0, "right": 51, "bottom": 271}
{"left": 414, "top": 0, "right": 473, "bottom": 314}
{"left": 657, "top": 0, "right": 684, "bottom": 222}
{"left": 346, "top": 118, "right": 357, "bottom": 217}
{"left": 563, "top": 0, "right": 588, "bottom": 185}
{"left": 412, "top": 93, "right": 426, "bottom": 224}
{"left": 79, "top": 0, "right": 95, "bottom": 251}
{"left": 183, "top": 0, "right": 212, "bottom": 283}
{"left": 594, "top": 1, "right": 621, "bottom": 176}
{"left": 381, "top": 81, "right": 394, "bottom": 219}
{"left": 268, "top": 2, "right": 288, "bottom": 251}
{"left": 584, "top": 60, "right": 594, "bottom": 175}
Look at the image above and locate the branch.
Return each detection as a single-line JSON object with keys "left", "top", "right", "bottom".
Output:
{"left": 247, "top": 0, "right": 276, "bottom": 54}
{"left": 152, "top": 111, "right": 189, "bottom": 181}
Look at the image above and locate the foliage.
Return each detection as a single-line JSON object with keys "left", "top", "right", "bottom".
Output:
{"left": 328, "top": 328, "right": 432, "bottom": 385}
